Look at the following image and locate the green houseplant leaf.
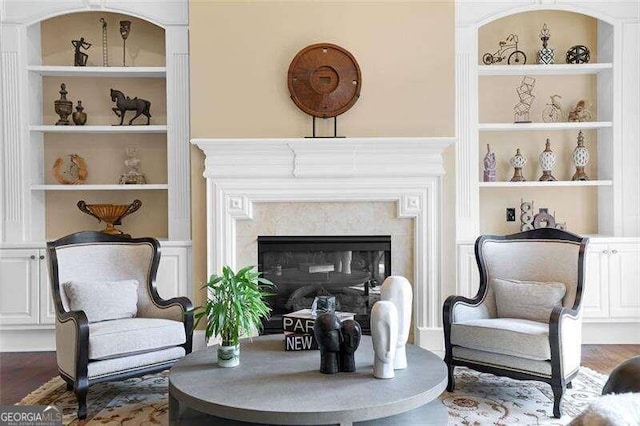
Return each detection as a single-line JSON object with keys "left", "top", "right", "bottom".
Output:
{"left": 191, "top": 265, "right": 275, "bottom": 347}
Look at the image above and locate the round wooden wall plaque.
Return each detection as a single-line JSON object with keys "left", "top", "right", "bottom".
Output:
{"left": 288, "top": 43, "right": 361, "bottom": 118}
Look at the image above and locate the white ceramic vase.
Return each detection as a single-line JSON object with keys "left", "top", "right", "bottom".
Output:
{"left": 371, "top": 301, "right": 398, "bottom": 379}
{"left": 509, "top": 148, "right": 527, "bottom": 182}
{"left": 572, "top": 130, "right": 590, "bottom": 181}
{"left": 538, "top": 139, "right": 557, "bottom": 181}
{"left": 380, "top": 276, "right": 412, "bottom": 369}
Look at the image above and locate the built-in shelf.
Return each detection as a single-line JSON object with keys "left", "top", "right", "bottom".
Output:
{"left": 478, "top": 63, "right": 613, "bottom": 76}
{"left": 30, "top": 125, "right": 167, "bottom": 133}
{"left": 479, "top": 122, "right": 612, "bottom": 131}
{"left": 479, "top": 180, "right": 613, "bottom": 188}
{"left": 27, "top": 65, "right": 166, "bottom": 78}
{"left": 31, "top": 184, "right": 168, "bottom": 191}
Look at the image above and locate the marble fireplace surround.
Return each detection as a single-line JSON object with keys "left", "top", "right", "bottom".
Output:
{"left": 191, "top": 137, "right": 454, "bottom": 350}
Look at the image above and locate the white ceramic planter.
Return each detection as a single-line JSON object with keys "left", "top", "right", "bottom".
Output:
{"left": 218, "top": 344, "right": 240, "bottom": 367}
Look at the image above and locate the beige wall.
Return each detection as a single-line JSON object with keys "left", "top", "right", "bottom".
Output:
{"left": 479, "top": 11, "right": 600, "bottom": 235}
{"left": 189, "top": 1, "right": 455, "bottom": 307}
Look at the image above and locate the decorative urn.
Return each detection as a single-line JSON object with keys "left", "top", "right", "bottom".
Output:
{"left": 538, "top": 24, "right": 555, "bottom": 64}
{"left": 572, "top": 130, "right": 590, "bottom": 181}
{"left": 538, "top": 138, "right": 557, "bottom": 181}
{"left": 54, "top": 83, "right": 73, "bottom": 125}
{"left": 509, "top": 148, "right": 527, "bottom": 182}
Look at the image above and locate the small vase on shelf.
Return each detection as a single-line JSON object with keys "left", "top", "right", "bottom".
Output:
{"left": 72, "top": 101, "right": 87, "bottom": 125}
{"left": 538, "top": 139, "right": 557, "bottom": 181}
{"left": 572, "top": 131, "right": 590, "bottom": 181}
{"left": 509, "top": 148, "right": 527, "bottom": 182}
{"left": 483, "top": 144, "right": 497, "bottom": 182}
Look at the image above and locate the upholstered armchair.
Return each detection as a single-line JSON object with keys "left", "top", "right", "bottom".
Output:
{"left": 443, "top": 228, "right": 588, "bottom": 418}
{"left": 47, "top": 231, "right": 193, "bottom": 419}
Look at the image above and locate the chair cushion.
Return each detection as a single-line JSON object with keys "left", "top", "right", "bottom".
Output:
{"left": 451, "top": 318, "right": 550, "bottom": 361}
{"left": 493, "top": 278, "right": 566, "bottom": 323}
{"left": 88, "top": 318, "right": 186, "bottom": 360}
{"left": 62, "top": 279, "right": 138, "bottom": 323}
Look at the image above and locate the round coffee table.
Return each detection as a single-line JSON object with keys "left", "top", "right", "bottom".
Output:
{"left": 169, "top": 334, "right": 448, "bottom": 425}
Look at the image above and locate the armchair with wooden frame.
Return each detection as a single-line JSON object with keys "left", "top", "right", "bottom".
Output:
{"left": 47, "top": 231, "right": 193, "bottom": 419}
{"left": 443, "top": 228, "right": 588, "bottom": 418}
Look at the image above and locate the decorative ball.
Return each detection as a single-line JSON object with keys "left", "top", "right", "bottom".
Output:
{"left": 566, "top": 45, "right": 590, "bottom": 64}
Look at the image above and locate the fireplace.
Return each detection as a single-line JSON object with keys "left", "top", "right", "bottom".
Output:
{"left": 192, "top": 137, "right": 453, "bottom": 349}
{"left": 258, "top": 235, "right": 391, "bottom": 334}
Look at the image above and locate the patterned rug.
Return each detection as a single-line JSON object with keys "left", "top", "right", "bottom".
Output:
{"left": 19, "top": 367, "right": 607, "bottom": 425}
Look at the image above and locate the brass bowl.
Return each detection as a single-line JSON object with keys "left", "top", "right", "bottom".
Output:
{"left": 77, "top": 200, "right": 142, "bottom": 234}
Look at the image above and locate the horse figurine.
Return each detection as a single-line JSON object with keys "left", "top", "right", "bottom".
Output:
{"left": 110, "top": 88, "right": 151, "bottom": 125}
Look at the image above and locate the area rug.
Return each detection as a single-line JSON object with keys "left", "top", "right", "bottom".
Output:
{"left": 19, "top": 367, "right": 607, "bottom": 425}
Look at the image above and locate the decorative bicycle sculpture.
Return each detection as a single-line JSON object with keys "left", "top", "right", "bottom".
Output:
{"left": 483, "top": 34, "right": 527, "bottom": 65}
{"left": 542, "top": 94, "right": 564, "bottom": 123}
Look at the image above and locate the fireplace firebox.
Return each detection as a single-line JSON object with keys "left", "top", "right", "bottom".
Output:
{"left": 258, "top": 235, "right": 391, "bottom": 334}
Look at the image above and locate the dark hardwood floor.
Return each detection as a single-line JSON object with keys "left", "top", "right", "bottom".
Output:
{"left": 1, "top": 345, "right": 638, "bottom": 405}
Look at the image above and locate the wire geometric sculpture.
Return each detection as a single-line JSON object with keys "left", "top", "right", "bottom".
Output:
{"left": 514, "top": 76, "right": 536, "bottom": 123}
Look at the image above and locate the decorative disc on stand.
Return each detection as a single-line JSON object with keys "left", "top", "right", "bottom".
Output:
{"left": 288, "top": 43, "right": 361, "bottom": 136}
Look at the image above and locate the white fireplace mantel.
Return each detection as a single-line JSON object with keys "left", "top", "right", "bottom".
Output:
{"left": 192, "top": 137, "right": 455, "bottom": 350}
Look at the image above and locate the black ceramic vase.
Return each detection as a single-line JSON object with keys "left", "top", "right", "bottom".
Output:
{"left": 313, "top": 312, "right": 342, "bottom": 374}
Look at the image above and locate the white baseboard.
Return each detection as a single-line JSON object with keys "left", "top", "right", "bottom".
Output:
{"left": 415, "top": 327, "right": 444, "bottom": 351}
{"left": 0, "top": 329, "right": 55, "bottom": 351}
{"left": 582, "top": 322, "right": 640, "bottom": 344}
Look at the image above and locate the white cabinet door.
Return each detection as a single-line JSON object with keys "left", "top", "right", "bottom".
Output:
{"left": 0, "top": 250, "right": 39, "bottom": 325}
{"left": 155, "top": 246, "right": 190, "bottom": 300}
{"left": 39, "top": 250, "right": 56, "bottom": 324}
{"left": 582, "top": 243, "right": 610, "bottom": 319}
{"left": 609, "top": 242, "right": 640, "bottom": 319}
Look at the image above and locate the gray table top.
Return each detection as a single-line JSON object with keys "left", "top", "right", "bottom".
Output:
{"left": 169, "top": 334, "right": 447, "bottom": 425}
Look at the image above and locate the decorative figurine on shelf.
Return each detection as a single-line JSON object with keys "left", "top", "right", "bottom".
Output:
{"left": 538, "top": 23, "right": 555, "bottom": 64}
{"left": 99, "top": 18, "right": 108, "bottom": 67}
{"left": 542, "top": 94, "right": 564, "bottom": 123}
{"left": 54, "top": 83, "right": 73, "bottom": 125}
{"left": 520, "top": 199, "right": 534, "bottom": 231}
{"left": 572, "top": 130, "right": 590, "bottom": 181}
{"left": 110, "top": 88, "right": 151, "bottom": 125}
{"left": 119, "top": 146, "right": 147, "bottom": 184}
{"left": 119, "top": 20, "right": 132, "bottom": 66}
{"left": 566, "top": 45, "right": 590, "bottom": 64}
{"left": 509, "top": 148, "right": 527, "bottom": 182}
{"left": 514, "top": 76, "right": 536, "bottom": 123}
{"left": 521, "top": 200, "right": 567, "bottom": 231}
{"left": 313, "top": 312, "right": 343, "bottom": 374}
{"left": 339, "top": 319, "right": 362, "bottom": 373}
{"left": 371, "top": 301, "right": 398, "bottom": 379}
{"left": 71, "top": 37, "right": 91, "bottom": 66}
{"left": 380, "top": 276, "right": 412, "bottom": 370}
{"left": 482, "top": 34, "right": 527, "bottom": 65}
{"left": 568, "top": 100, "right": 593, "bottom": 122}
{"left": 538, "top": 138, "right": 557, "bottom": 181}
{"left": 72, "top": 101, "right": 87, "bottom": 125}
{"left": 483, "top": 144, "right": 497, "bottom": 182}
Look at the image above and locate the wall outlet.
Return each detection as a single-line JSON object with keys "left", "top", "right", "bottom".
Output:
{"left": 506, "top": 208, "right": 516, "bottom": 222}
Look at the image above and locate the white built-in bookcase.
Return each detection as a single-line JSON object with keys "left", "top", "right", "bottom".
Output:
{"left": 455, "top": 1, "right": 640, "bottom": 343}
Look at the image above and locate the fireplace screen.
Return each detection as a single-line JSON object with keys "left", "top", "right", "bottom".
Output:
{"left": 258, "top": 235, "right": 391, "bottom": 334}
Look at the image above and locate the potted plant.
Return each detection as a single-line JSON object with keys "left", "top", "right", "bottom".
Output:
{"left": 193, "top": 265, "right": 275, "bottom": 367}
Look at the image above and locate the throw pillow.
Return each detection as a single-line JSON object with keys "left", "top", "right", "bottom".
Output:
{"left": 62, "top": 279, "right": 138, "bottom": 323}
{"left": 493, "top": 278, "right": 566, "bottom": 323}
